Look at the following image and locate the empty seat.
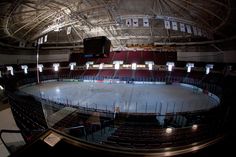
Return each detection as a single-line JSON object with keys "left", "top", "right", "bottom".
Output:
{"left": 127, "top": 51, "right": 142, "bottom": 64}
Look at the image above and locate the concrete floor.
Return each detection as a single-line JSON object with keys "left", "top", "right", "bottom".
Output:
{"left": 0, "top": 89, "right": 25, "bottom": 157}
{"left": 20, "top": 81, "right": 218, "bottom": 114}
{"left": 0, "top": 108, "right": 25, "bottom": 157}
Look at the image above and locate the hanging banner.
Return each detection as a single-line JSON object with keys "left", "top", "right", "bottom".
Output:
{"left": 197, "top": 28, "right": 202, "bottom": 36}
{"left": 192, "top": 26, "right": 198, "bottom": 36}
{"left": 180, "top": 23, "right": 185, "bottom": 32}
{"left": 186, "top": 25, "right": 192, "bottom": 34}
{"left": 143, "top": 18, "right": 149, "bottom": 27}
{"left": 171, "top": 21, "right": 178, "bottom": 31}
{"left": 67, "top": 26, "right": 72, "bottom": 35}
{"left": 164, "top": 20, "right": 171, "bottom": 29}
{"left": 202, "top": 30, "right": 207, "bottom": 37}
{"left": 133, "top": 18, "right": 139, "bottom": 27}
{"left": 126, "top": 18, "right": 132, "bottom": 27}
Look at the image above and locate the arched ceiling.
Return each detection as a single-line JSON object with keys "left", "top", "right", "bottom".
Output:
{"left": 0, "top": 0, "right": 234, "bottom": 49}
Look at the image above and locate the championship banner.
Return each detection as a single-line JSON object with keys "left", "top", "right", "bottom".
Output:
{"left": 164, "top": 20, "right": 171, "bottom": 29}
{"left": 186, "top": 25, "right": 192, "bottom": 34}
{"left": 171, "top": 21, "right": 178, "bottom": 31}
{"left": 192, "top": 26, "right": 198, "bottom": 36}
{"left": 126, "top": 18, "right": 132, "bottom": 27}
{"left": 143, "top": 18, "right": 149, "bottom": 27}
{"left": 67, "top": 26, "right": 71, "bottom": 35}
{"left": 133, "top": 18, "right": 139, "bottom": 27}
{"left": 197, "top": 28, "right": 202, "bottom": 36}
{"left": 180, "top": 23, "right": 185, "bottom": 32}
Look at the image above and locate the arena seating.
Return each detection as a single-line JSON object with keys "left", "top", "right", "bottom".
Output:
{"left": 142, "top": 51, "right": 155, "bottom": 63}
{"left": 98, "top": 69, "right": 115, "bottom": 78}
{"left": 7, "top": 92, "right": 48, "bottom": 143}
{"left": 115, "top": 69, "right": 133, "bottom": 78}
{"left": 58, "top": 68, "right": 70, "bottom": 78}
{"left": 69, "top": 69, "right": 85, "bottom": 78}
{"left": 134, "top": 70, "right": 152, "bottom": 78}
{"left": 152, "top": 70, "right": 167, "bottom": 79}
{"left": 96, "top": 52, "right": 115, "bottom": 64}
{"left": 104, "top": 114, "right": 211, "bottom": 149}
{"left": 187, "top": 70, "right": 205, "bottom": 80}
{"left": 112, "top": 51, "right": 127, "bottom": 62}
{"left": 203, "top": 72, "right": 224, "bottom": 85}
{"left": 127, "top": 51, "right": 142, "bottom": 64}
{"left": 83, "top": 69, "right": 99, "bottom": 77}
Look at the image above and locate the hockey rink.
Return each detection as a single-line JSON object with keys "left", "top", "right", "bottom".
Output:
{"left": 20, "top": 81, "right": 219, "bottom": 114}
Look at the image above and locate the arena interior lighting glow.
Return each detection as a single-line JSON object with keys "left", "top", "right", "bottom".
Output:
{"left": 145, "top": 61, "right": 154, "bottom": 70}
{"left": 53, "top": 63, "right": 60, "bottom": 72}
{"left": 86, "top": 61, "right": 94, "bottom": 69}
{"left": 6, "top": 66, "right": 14, "bottom": 76}
{"left": 166, "top": 62, "right": 175, "bottom": 72}
{"left": 56, "top": 88, "right": 60, "bottom": 93}
{"left": 186, "top": 63, "right": 194, "bottom": 73}
{"left": 86, "top": 63, "right": 89, "bottom": 69}
{"left": 38, "top": 64, "right": 43, "bottom": 72}
{"left": 191, "top": 146, "right": 200, "bottom": 151}
{"left": 166, "top": 128, "right": 173, "bottom": 134}
{"left": 131, "top": 63, "right": 137, "bottom": 70}
{"left": 69, "top": 62, "right": 76, "bottom": 70}
{"left": 113, "top": 61, "right": 123, "bottom": 70}
{"left": 205, "top": 64, "right": 213, "bottom": 74}
{"left": 192, "top": 124, "right": 198, "bottom": 130}
{"left": 99, "top": 63, "right": 104, "bottom": 69}
{"left": 21, "top": 65, "right": 28, "bottom": 74}
{"left": 114, "top": 64, "right": 119, "bottom": 70}
{"left": 0, "top": 85, "right": 3, "bottom": 90}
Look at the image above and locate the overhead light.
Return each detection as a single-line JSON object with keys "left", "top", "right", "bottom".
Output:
{"left": 21, "top": 65, "right": 28, "bottom": 74}
{"left": 53, "top": 63, "right": 60, "bottom": 72}
{"left": 6, "top": 66, "right": 14, "bottom": 76}
{"left": 69, "top": 62, "right": 76, "bottom": 70}
{"left": 192, "top": 124, "right": 198, "bottom": 130}
{"left": 99, "top": 63, "right": 104, "bottom": 69}
{"left": 186, "top": 63, "right": 194, "bottom": 73}
{"left": 131, "top": 63, "right": 137, "bottom": 70}
{"left": 166, "top": 128, "right": 173, "bottom": 134}
{"left": 38, "top": 64, "right": 44, "bottom": 72}
{"left": 86, "top": 61, "right": 94, "bottom": 69}
{"left": 166, "top": 62, "right": 175, "bottom": 72}
{"left": 205, "top": 64, "right": 213, "bottom": 74}
{"left": 113, "top": 61, "right": 123, "bottom": 70}
{"left": 145, "top": 61, "right": 154, "bottom": 70}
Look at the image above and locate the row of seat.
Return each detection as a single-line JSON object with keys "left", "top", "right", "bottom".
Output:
{"left": 70, "top": 51, "right": 177, "bottom": 65}
{"left": 8, "top": 93, "right": 48, "bottom": 143}
{"left": 104, "top": 114, "right": 214, "bottom": 149}
{"left": 12, "top": 68, "right": 223, "bottom": 83}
